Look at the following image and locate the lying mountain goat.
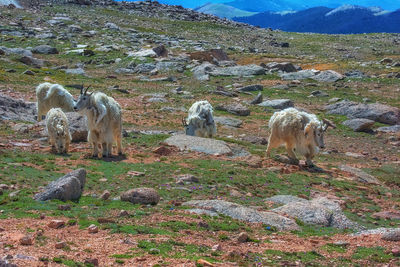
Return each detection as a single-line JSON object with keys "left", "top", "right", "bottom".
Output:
{"left": 36, "top": 82, "right": 75, "bottom": 121}
{"left": 46, "top": 108, "right": 72, "bottom": 154}
{"left": 183, "top": 100, "right": 216, "bottom": 138}
{"left": 74, "top": 87, "right": 122, "bottom": 158}
{"left": 266, "top": 108, "right": 334, "bottom": 166}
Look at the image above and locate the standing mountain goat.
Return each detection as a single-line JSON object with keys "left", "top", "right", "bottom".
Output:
{"left": 46, "top": 108, "right": 72, "bottom": 154}
{"left": 74, "top": 87, "right": 122, "bottom": 158}
{"left": 183, "top": 100, "right": 216, "bottom": 138}
{"left": 266, "top": 108, "right": 334, "bottom": 166}
{"left": 36, "top": 82, "right": 75, "bottom": 121}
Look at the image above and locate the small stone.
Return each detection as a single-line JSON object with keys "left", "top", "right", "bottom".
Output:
{"left": 40, "top": 214, "right": 45, "bottom": 220}
{"left": 100, "top": 190, "right": 110, "bottom": 200}
{"left": 55, "top": 241, "right": 66, "bottom": 249}
{"left": 198, "top": 221, "right": 209, "bottom": 229}
{"left": 88, "top": 224, "right": 98, "bottom": 234}
{"left": 0, "top": 184, "right": 9, "bottom": 190}
{"left": 20, "top": 235, "right": 34, "bottom": 245}
{"left": 212, "top": 244, "right": 222, "bottom": 252}
{"left": 23, "top": 70, "right": 35, "bottom": 76}
{"left": 84, "top": 258, "right": 99, "bottom": 266}
{"left": 58, "top": 204, "right": 71, "bottom": 211}
{"left": 119, "top": 210, "right": 129, "bottom": 217}
{"left": 230, "top": 189, "right": 243, "bottom": 197}
{"left": 48, "top": 220, "right": 65, "bottom": 229}
{"left": 237, "top": 232, "right": 249, "bottom": 243}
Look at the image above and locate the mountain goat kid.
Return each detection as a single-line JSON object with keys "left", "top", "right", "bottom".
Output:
{"left": 46, "top": 108, "right": 72, "bottom": 154}
{"left": 74, "top": 87, "right": 122, "bottom": 158}
{"left": 36, "top": 82, "right": 75, "bottom": 121}
{"left": 183, "top": 100, "right": 216, "bottom": 138}
{"left": 266, "top": 108, "right": 334, "bottom": 167}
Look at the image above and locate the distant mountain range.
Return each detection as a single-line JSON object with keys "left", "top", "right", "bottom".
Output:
{"left": 233, "top": 5, "right": 400, "bottom": 34}
{"left": 225, "top": 0, "right": 398, "bottom": 12}
{"left": 116, "top": 1, "right": 399, "bottom": 12}
{"left": 194, "top": 3, "right": 257, "bottom": 19}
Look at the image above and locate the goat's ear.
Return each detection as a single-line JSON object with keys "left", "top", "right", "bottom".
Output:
{"left": 182, "top": 117, "right": 188, "bottom": 127}
{"left": 304, "top": 123, "right": 314, "bottom": 137}
{"left": 322, "top": 118, "right": 336, "bottom": 130}
{"left": 88, "top": 91, "right": 93, "bottom": 96}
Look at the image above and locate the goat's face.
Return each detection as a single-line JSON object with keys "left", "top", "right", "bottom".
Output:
{"left": 182, "top": 118, "right": 196, "bottom": 136}
{"left": 74, "top": 86, "right": 92, "bottom": 112}
{"left": 55, "top": 128, "right": 67, "bottom": 153}
{"left": 305, "top": 122, "right": 326, "bottom": 149}
{"left": 313, "top": 126, "right": 325, "bottom": 149}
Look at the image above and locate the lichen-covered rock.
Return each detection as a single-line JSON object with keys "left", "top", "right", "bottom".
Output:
{"left": 34, "top": 169, "right": 86, "bottom": 201}
{"left": 121, "top": 187, "right": 160, "bottom": 205}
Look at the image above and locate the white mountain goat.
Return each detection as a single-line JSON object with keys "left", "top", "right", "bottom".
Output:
{"left": 73, "top": 87, "right": 122, "bottom": 158}
{"left": 183, "top": 100, "right": 216, "bottom": 138}
{"left": 46, "top": 108, "right": 72, "bottom": 154}
{"left": 36, "top": 82, "right": 75, "bottom": 121}
{"left": 266, "top": 108, "right": 335, "bottom": 166}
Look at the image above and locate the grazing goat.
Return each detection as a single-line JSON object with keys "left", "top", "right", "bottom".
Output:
{"left": 266, "top": 108, "right": 334, "bottom": 166}
{"left": 183, "top": 100, "right": 216, "bottom": 138}
{"left": 36, "top": 82, "right": 75, "bottom": 121}
{"left": 74, "top": 87, "right": 122, "bottom": 158}
{"left": 46, "top": 108, "right": 71, "bottom": 154}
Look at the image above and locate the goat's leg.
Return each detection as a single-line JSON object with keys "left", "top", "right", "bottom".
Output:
{"left": 107, "top": 143, "right": 112, "bottom": 157}
{"left": 266, "top": 133, "right": 280, "bottom": 157}
{"left": 102, "top": 142, "right": 108, "bottom": 157}
{"left": 285, "top": 142, "right": 299, "bottom": 165}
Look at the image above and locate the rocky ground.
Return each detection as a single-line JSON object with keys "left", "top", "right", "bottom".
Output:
{"left": 0, "top": 1, "right": 399, "bottom": 266}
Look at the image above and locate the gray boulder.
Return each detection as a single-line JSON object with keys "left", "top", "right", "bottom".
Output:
{"left": 214, "top": 116, "right": 243, "bottom": 128}
{"left": 0, "top": 94, "right": 36, "bottom": 122}
{"left": 339, "top": 165, "right": 381, "bottom": 184}
{"left": 326, "top": 100, "right": 400, "bottom": 125}
{"left": 312, "top": 70, "right": 344, "bottom": 82}
{"left": 216, "top": 103, "right": 250, "bottom": 116}
{"left": 342, "top": 119, "right": 375, "bottom": 132}
{"left": 34, "top": 169, "right": 86, "bottom": 202}
{"left": 68, "top": 25, "right": 83, "bottom": 33}
{"left": 66, "top": 113, "right": 88, "bottom": 142}
{"left": 0, "top": 46, "right": 32, "bottom": 57}
{"left": 104, "top": 22, "right": 119, "bottom": 31}
{"left": 120, "top": 187, "right": 160, "bottom": 205}
{"left": 64, "top": 68, "right": 85, "bottom": 75}
{"left": 280, "top": 69, "right": 318, "bottom": 80}
{"left": 192, "top": 62, "right": 215, "bottom": 81}
{"left": 132, "top": 63, "right": 156, "bottom": 74}
{"left": 381, "top": 228, "right": 400, "bottom": 241}
{"left": 18, "top": 56, "right": 44, "bottom": 68}
{"left": 183, "top": 200, "right": 299, "bottom": 231}
{"left": 265, "top": 195, "right": 308, "bottom": 205}
{"left": 272, "top": 197, "right": 359, "bottom": 229}
{"left": 376, "top": 125, "right": 400, "bottom": 133}
{"left": 250, "top": 92, "right": 263, "bottom": 105}
{"left": 237, "top": 84, "right": 263, "bottom": 92}
{"left": 32, "top": 45, "right": 58, "bottom": 54}
{"left": 209, "top": 64, "right": 265, "bottom": 77}
{"left": 165, "top": 134, "right": 232, "bottom": 155}
{"left": 263, "top": 62, "right": 298, "bottom": 73}
{"left": 258, "top": 99, "right": 294, "bottom": 109}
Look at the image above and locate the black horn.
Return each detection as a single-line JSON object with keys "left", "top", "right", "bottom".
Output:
{"left": 84, "top": 86, "right": 91, "bottom": 95}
